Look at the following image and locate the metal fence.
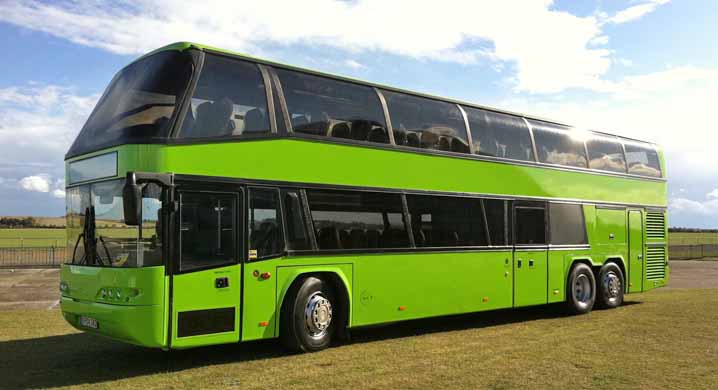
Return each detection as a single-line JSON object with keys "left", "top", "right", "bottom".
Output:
{"left": 669, "top": 244, "right": 718, "bottom": 260}
{"left": 0, "top": 247, "right": 67, "bottom": 267}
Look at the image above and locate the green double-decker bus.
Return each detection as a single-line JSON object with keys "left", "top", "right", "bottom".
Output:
{"left": 60, "top": 42, "right": 668, "bottom": 352}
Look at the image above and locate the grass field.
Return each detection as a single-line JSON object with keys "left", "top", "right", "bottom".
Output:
{"left": 0, "top": 289, "right": 716, "bottom": 389}
{"left": 0, "top": 228, "right": 136, "bottom": 248}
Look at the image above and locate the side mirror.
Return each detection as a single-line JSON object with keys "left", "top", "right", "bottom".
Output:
{"left": 123, "top": 173, "right": 142, "bottom": 226}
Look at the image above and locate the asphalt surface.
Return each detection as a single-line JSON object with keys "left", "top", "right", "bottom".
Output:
{"left": 0, "top": 261, "right": 716, "bottom": 311}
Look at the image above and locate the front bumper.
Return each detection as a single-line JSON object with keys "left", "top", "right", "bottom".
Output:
{"left": 61, "top": 297, "right": 166, "bottom": 348}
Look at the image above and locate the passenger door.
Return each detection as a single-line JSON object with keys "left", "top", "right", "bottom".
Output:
{"left": 170, "top": 188, "right": 243, "bottom": 348}
{"left": 513, "top": 202, "right": 548, "bottom": 307}
{"left": 628, "top": 210, "right": 644, "bottom": 293}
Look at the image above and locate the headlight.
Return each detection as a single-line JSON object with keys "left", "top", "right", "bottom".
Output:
{"left": 100, "top": 288, "right": 107, "bottom": 299}
{"left": 115, "top": 288, "right": 122, "bottom": 298}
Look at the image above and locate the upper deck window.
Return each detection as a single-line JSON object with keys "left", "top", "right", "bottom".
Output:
{"left": 67, "top": 51, "right": 193, "bottom": 157}
{"left": 276, "top": 69, "right": 389, "bottom": 144}
{"left": 530, "top": 120, "right": 588, "bottom": 168}
{"left": 382, "top": 91, "right": 469, "bottom": 153}
{"left": 178, "top": 54, "right": 269, "bottom": 138}
{"left": 624, "top": 142, "right": 662, "bottom": 177}
{"left": 463, "top": 107, "right": 534, "bottom": 161}
{"left": 586, "top": 135, "right": 627, "bottom": 173}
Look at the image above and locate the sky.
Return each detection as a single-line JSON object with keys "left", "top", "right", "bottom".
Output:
{"left": 0, "top": 0, "right": 716, "bottom": 228}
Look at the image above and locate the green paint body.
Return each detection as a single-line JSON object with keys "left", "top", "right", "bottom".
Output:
{"left": 60, "top": 139, "right": 668, "bottom": 349}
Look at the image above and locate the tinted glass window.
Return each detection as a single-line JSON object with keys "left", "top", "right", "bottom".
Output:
{"left": 282, "top": 189, "right": 310, "bottom": 250}
{"left": 530, "top": 121, "right": 587, "bottom": 168}
{"left": 249, "top": 188, "right": 284, "bottom": 259}
{"left": 463, "top": 107, "right": 534, "bottom": 161}
{"left": 180, "top": 192, "right": 235, "bottom": 271}
{"left": 515, "top": 205, "right": 546, "bottom": 245}
{"left": 383, "top": 91, "right": 469, "bottom": 153}
{"left": 624, "top": 142, "right": 662, "bottom": 177}
{"left": 178, "top": 54, "right": 269, "bottom": 138}
{"left": 550, "top": 203, "right": 587, "bottom": 245}
{"left": 484, "top": 199, "right": 508, "bottom": 246}
{"left": 406, "top": 195, "right": 488, "bottom": 247}
{"left": 276, "top": 69, "right": 389, "bottom": 143}
{"left": 306, "top": 190, "right": 408, "bottom": 249}
{"left": 586, "top": 135, "right": 627, "bottom": 173}
{"left": 68, "top": 51, "right": 193, "bottom": 156}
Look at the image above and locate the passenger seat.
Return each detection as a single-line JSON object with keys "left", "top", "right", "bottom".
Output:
{"left": 243, "top": 108, "right": 267, "bottom": 134}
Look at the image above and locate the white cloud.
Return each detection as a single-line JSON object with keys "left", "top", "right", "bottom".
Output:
{"left": 343, "top": 60, "right": 366, "bottom": 70}
{"left": 0, "top": 84, "right": 98, "bottom": 168}
{"left": 19, "top": 175, "right": 51, "bottom": 193}
{"left": 669, "top": 198, "right": 718, "bottom": 217}
{"left": 707, "top": 190, "right": 718, "bottom": 200}
{"left": 52, "top": 189, "right": 66, "bottom": 199}
{"left": 0, "top": 0, "right": 667, "bottom": 94}
{"left": 607, "top": 0, "right": 670, "bottom": 24}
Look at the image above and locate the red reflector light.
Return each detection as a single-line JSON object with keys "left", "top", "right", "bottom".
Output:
{"left": 260, "top": 272, "right": 271, "bottom": 280}
{"left": 259, "top": 321, "right": 269, "bottom": 327}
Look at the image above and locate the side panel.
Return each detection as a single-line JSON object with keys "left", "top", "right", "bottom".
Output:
{"left": 514, "top": 250, "right": 548, "bottom": 307}
{"left": 149, "top": 139, "right": 667, "bottom": 208}
{"left": 547, "top": 251, "right": 565, "bottom": 303}
{"left": 628, "top": 210, "right": 644, "bottom": 293}
{"left": 352, "top": 251, "right": 513, "bottom": 327}
{"left": 171, "top": 264, "right": 242, "bottom": 348}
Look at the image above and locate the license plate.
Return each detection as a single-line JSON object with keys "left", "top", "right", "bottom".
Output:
{"left": 79, "top": 316, "right": 98, "bottom": 329}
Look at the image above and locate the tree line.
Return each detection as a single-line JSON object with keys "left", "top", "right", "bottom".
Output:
{"left": 0, "top": 217, "right": 63, "bottom": 229}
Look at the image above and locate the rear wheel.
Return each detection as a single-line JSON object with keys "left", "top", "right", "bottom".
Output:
{"left": 280, "top": 276, "right": 336, "bottom": 352}
{"left": 596, "top": 262, "right": 624, "bottom": 309}
{"left": 566, "top": 263, "right": 596, "bottom": 314}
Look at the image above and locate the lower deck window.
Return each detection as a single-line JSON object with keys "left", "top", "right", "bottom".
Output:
{"left": 306, "top": 190, "right": 409, "bottom": 249}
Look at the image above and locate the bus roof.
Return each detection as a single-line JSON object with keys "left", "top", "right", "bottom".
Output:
{"left": 129, "top": 42, "right": 659, "bottom": 147}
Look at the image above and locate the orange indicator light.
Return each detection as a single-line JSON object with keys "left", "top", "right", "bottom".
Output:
{"left": 259, "top": 321, "right": 269, "bottom": 327}
{"left": 398, "top": 306, "right": 406, "bottom": 311}
{"left": 482, "top": 297, "right": 489, "bottom": 302}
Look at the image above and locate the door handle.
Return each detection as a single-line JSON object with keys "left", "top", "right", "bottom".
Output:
{"left": 637, "top": 255, "right": 643, "bottom": 261}
{"left": 529, "top": 259, "right": 534, "bottom": 268}
{"left": 517, "top": 259, "right": 522, "bottom": 268}
{"left": 215, "top": 277, "right": 229, "bottom": 289}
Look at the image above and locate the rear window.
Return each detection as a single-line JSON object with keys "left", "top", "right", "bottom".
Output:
{"left": 624, "top": 142, "right": 662, "bottom": 177}
{"left": 383, "top": 91, "right": 469, "bottom": 153}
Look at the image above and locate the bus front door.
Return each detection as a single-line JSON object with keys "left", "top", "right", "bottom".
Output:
{"left": 170, "top": 189, "right": 243, "bottom": 349}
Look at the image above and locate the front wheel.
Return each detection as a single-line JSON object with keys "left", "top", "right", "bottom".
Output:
{"left": 566, "top": 263, "right": 596, "bottom": 314}
{"left": 280, "top": 276, "right": 336, "bottom": 352}
{"left": 596, "top": 262, "right": 624, "bottom": 309}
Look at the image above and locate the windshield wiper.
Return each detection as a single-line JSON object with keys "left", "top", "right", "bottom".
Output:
{"left": 78, "top": 206, "right": 107, "bottom": 266}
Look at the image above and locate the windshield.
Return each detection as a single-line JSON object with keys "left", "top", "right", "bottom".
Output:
{"left": 66, "top": 50, "right": 194, "bottom": 157}
{"left": 66, "top": 179, "right": 163, "bottom": 267}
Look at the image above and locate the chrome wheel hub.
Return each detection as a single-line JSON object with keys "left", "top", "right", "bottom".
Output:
{"left": 602, "top": 271, "right": 621, "bottom": 303}
{"left": 573, "top": 274, "right": 593, "bottom": 308}
{"left": 305, "top": 292, "right": 332, "bottom": 338}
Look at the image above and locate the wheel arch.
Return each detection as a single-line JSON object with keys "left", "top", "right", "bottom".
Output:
{"left": 275, "top": 265, "right": 353, "bottom": 338}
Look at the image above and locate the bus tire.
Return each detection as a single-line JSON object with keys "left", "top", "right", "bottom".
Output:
{"left": 280, "top": 276, "right": 336, "bottom": 353}
{"left": 596, "top": 262, "right": 624, "bottom": 309}
{"left": 566, "top": 263, "right": 596, "bottom": 315}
